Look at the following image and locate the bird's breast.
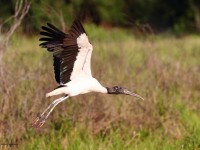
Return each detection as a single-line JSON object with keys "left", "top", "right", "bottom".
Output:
{"left": 66, "top": 77, "right": 107, "bottom": 96}
{"left": 66, "top": 77, "right": 95, "bottom": 96}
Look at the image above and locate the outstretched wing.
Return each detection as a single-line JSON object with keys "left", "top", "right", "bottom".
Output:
{"left": 39, "top": 20, "right": 93, "bottom": 84}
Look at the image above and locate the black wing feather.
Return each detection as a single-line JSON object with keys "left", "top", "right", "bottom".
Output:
{"left": 39, "top": 20, "right": 86, "bottom": 84}
{"left": 53, "top": 56, "right": 61, "bottom": 83}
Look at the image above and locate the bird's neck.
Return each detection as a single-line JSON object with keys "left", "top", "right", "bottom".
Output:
{"left": 97, "top": 86, "right": 108, "bottom": 94}
{"left": 91, "top": 78, "right": 108, "bottom": 94}
{"left": 106, "top": 87, "right": 112, "bottom": 94}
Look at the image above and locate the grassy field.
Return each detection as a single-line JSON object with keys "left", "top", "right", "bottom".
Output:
{"left": 0, "top": 24, "right": 200, "bottom": 149}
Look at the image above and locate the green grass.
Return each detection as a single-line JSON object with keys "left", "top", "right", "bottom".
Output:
{"left": 0, "top": 24, "right": 200, "bottom": 149}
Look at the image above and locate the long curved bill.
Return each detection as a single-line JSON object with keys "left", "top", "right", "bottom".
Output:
{"left": 123, "top": 89, "right": 144, "bottom": 100}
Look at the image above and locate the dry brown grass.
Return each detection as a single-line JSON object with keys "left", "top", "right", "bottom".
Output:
{"left": 0, "top": 28, "right": 199, "bottom": 149}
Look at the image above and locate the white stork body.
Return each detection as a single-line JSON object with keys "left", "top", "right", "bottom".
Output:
{"left": 45, "top": 32, "right": 107, "bottom": 97}
{"left": 33, "top": 20, "right": 143, "bottom": 128}
{"left": 46, "top": 77, "right": 107, "bottom": 97}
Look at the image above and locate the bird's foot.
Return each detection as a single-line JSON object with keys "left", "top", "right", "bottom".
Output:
{"left": 32, "top": 116, "right": 46, "bottom": 128}
{"left": 36, "top": 120, "right": 46, "bottom": 128}
{"left": 32, "top": 116, "right": 41, "bottom": 127}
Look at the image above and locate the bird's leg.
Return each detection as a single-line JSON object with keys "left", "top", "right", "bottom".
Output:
{"left": 32, "top": 97, "right": 62, "bottom": 126}
{"left": 33, "top": 95, "right": 69, "bottom": 128}
{"left": 36, "top": 96, "right": 69, "bottom": 128}
{"left": 32, "top": 97, "right": 63, "bottom": 127}
{"left": 36, "top": 97, "right": 68, "bottom": 128}
{"left": 40, "top": 97, "right": 64, "bottom": 117}
{"left": 43, "top": 97, "right": 66, "bottom": 120}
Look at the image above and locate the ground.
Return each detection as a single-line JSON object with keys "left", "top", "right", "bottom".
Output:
{"left": 0, "top": 24, "right": 200, "bottom": 149}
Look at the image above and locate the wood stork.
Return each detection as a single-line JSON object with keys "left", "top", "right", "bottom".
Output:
{"left": 32, "top": 19, "right": 144, "bottom": 128}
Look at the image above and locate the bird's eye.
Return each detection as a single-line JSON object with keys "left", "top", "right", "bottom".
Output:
{"left": 114, "top": 86, "right": 118, "bottom": 90}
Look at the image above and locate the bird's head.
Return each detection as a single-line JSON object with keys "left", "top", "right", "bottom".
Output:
{"left": 106, "top": 86, "right": 144, "bottom": 100}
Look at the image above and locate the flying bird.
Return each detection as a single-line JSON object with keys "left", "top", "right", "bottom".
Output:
{"left": 32, "top": 19, "right": 144, "bottom": 128}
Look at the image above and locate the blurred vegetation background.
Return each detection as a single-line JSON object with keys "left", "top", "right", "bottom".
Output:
{"left": 1, "top": 0, "right": 200, "bottom": 34}
{"left": 0, "top": 0, "right": 200, "bottom": 149}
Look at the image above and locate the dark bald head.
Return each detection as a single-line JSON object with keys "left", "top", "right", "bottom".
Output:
{"left": 106, "top": 86, "right": 144, "bottom": 100}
